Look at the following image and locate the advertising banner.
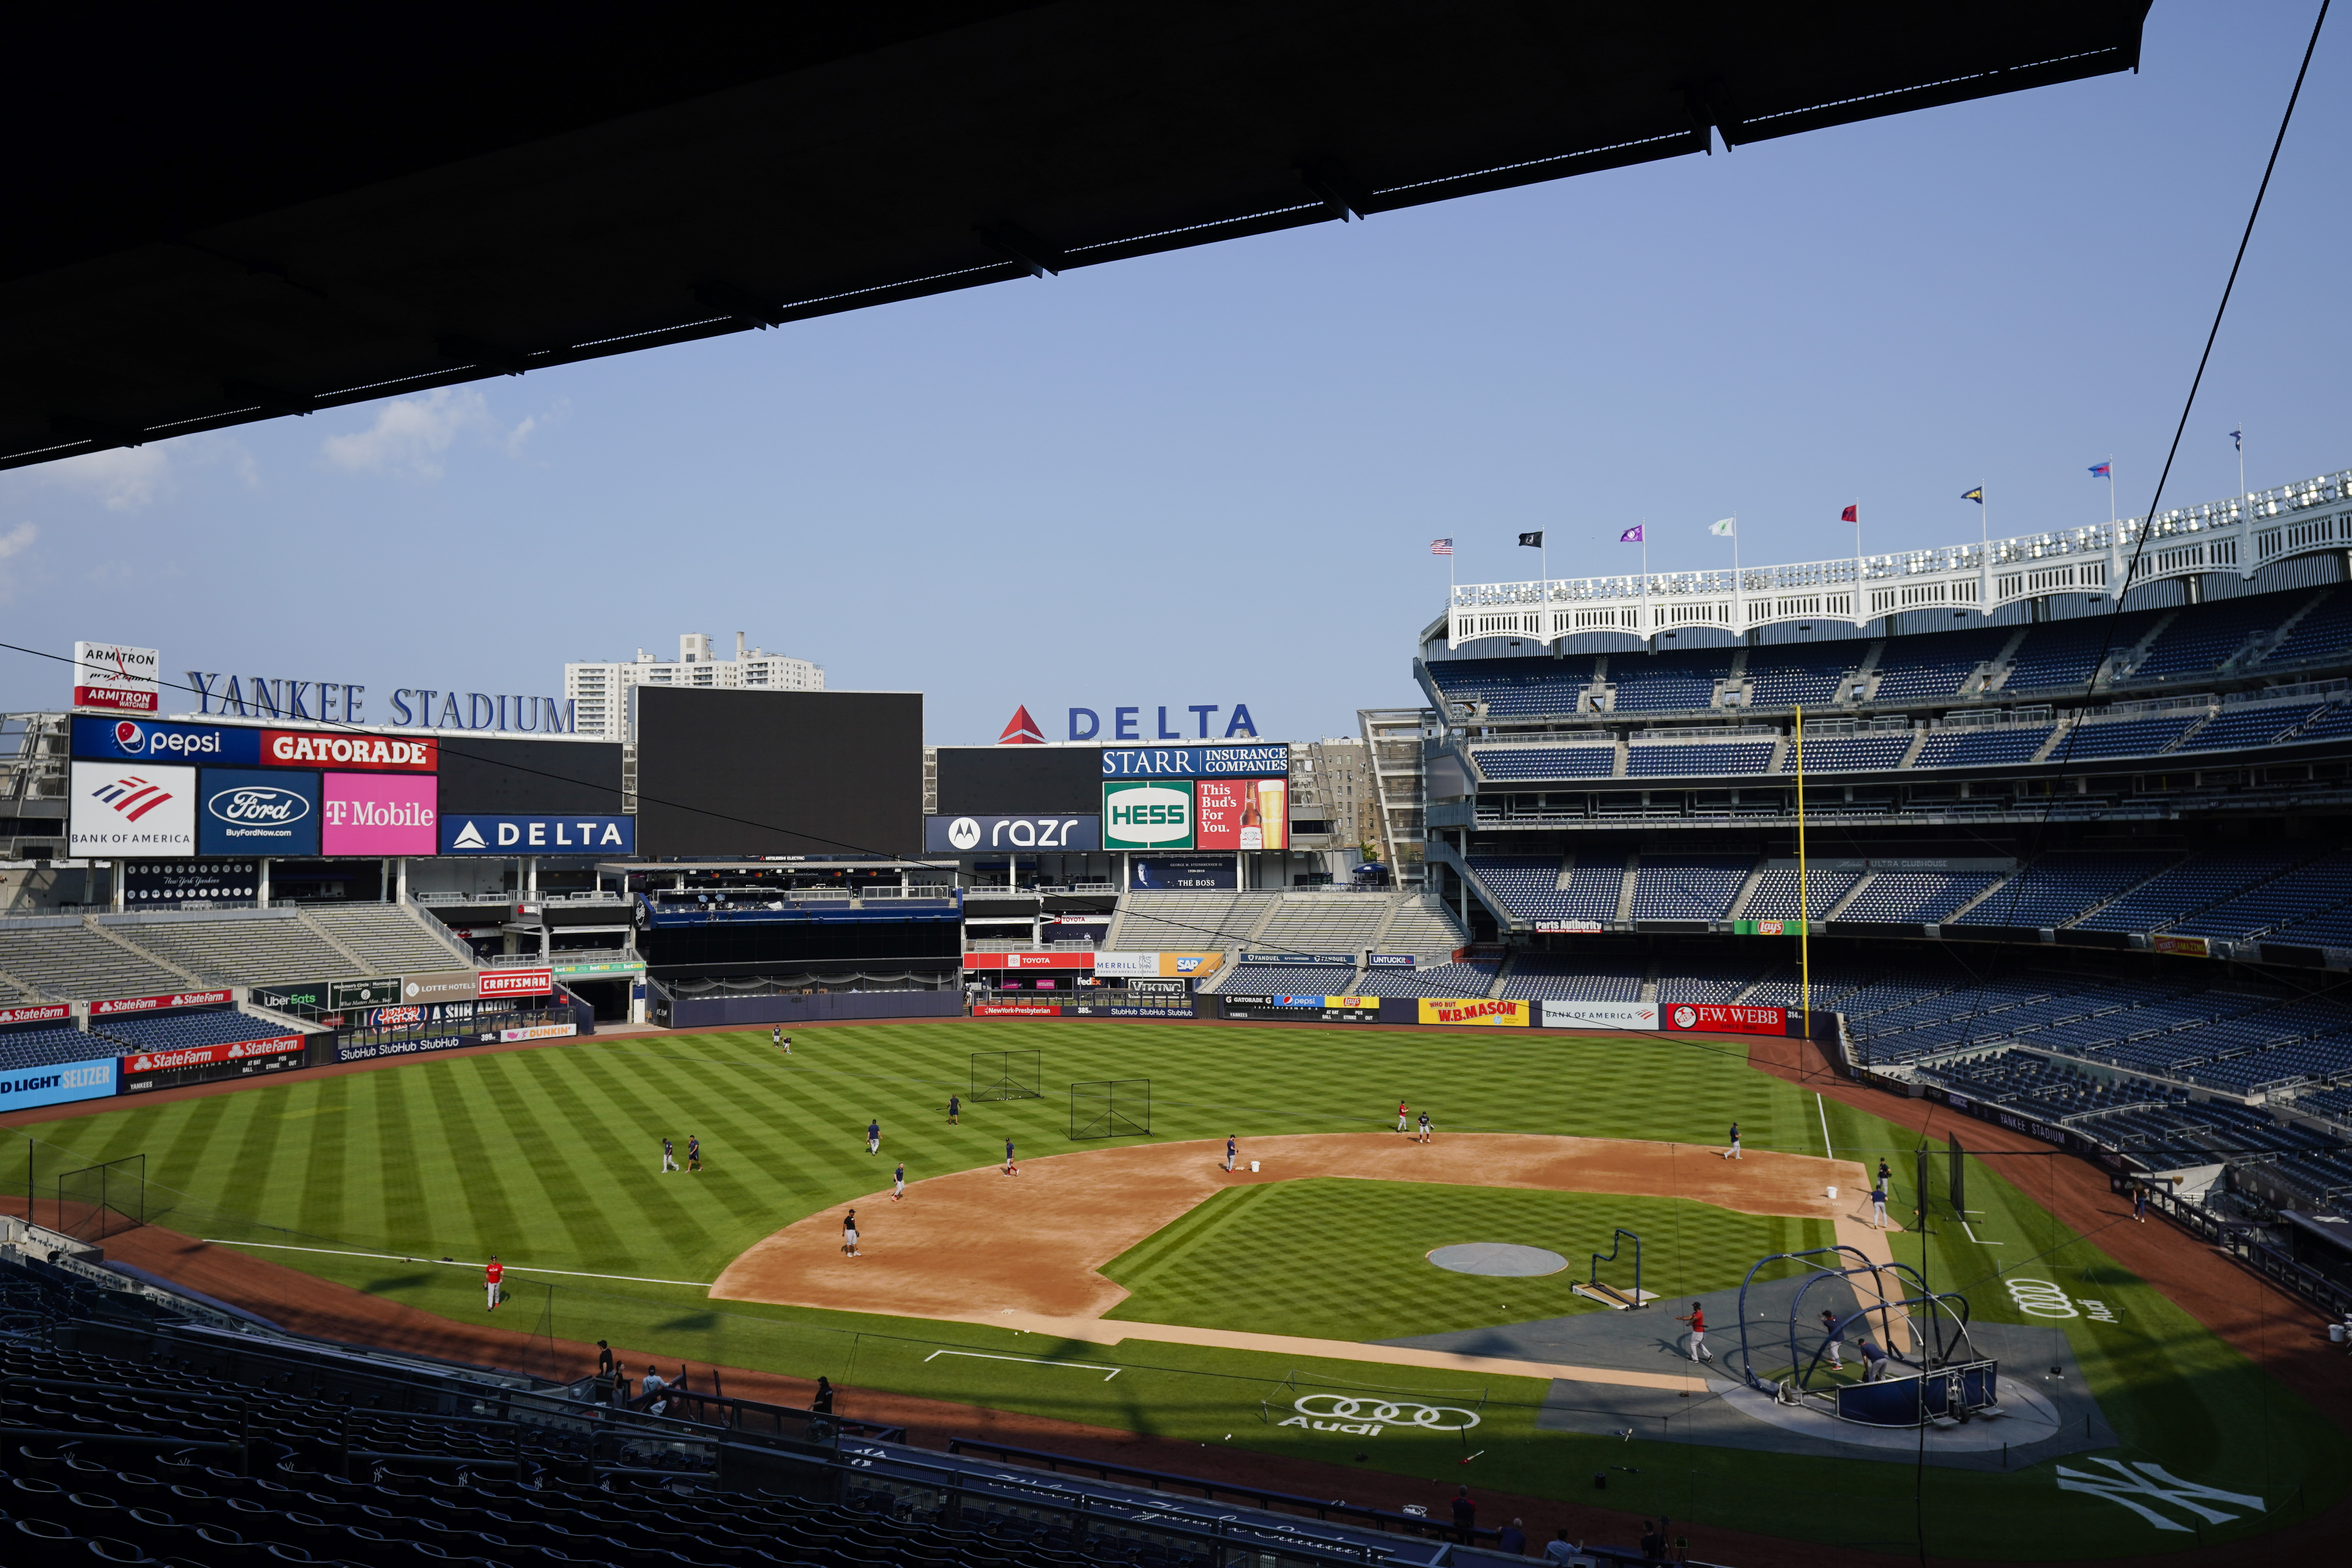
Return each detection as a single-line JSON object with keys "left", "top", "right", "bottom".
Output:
{"left": 1365, "top": 953, "right": 1418, "bottom": 969}
{"left": 478, "top": 967, "right": 553, "bottom": 998}
{"left": 441, "top": 814, "right": 635, "bottom": 854}
{"left": 1091, "top": 951, "right": 1224, "bottom": 980}
{"left": 1220, "top": 995, "right": 1383, "bottom": 1023}
{"left": 1068, "top": 1002, "right": 1198, "bottom": 1018}
{"left": 73, "top": 716, "right": 260, "bottom": 766}
{"left": 120, "top": 860, "right": 261, "bottom": 907}
{"left": 198, "top": 769, "right": 321, "bottom": 855}
{"left": 961, "top": 951, "right": 1094, "bottom": 971}
{"left": 70, "top": 761, "right": 197, "bottom": 858}
{"left": 334, "top": 1032, "right": 479, "bottom": 1064}
{"left": 0, "top": 1003, "right": 74, "bottom": 1027}
{"left": 328, "top": 978, "right": 403, "bottom": 1009}
{"left": 2152, "top": 934, "right": 2212, "bottom": 958}
{"left": 499, "top": 1022, "right": 578, "bottom": 1043}
{"left": 263, "top": 731, "right": 437, "bottom": 771}
{"left": 1540, "top": 1000, "right": 1660, "bottom": 1031}
{"left": 1103, "top": 780, "right": 1194, "bottom": 850}
{"left": 1195, "top": 778, "right": 1287, "bottom": 851}
{"left": 1662, "top": 1002, "right": 1788, "bottom": 1035}
{"left": 924, "top": 814, "right": 1100, "bottom": 853}
{"left": 1126, "top": 978, "right": 1192, "bottom": 1001}
{"left": 1241, "top": 952, "right": 1356, "bottom": 966}
{"left": 72, "top": 642, "right": 160, "bottom": 716}
{"left": 322, "top": 772, "right": 437, "bottom": 855}
{"left": 1416, "top": 997, "right": 1531, "bottom": 1028}
{"left": 120, "top": 1035, "right": 307, "bottom": 1094}
{"left": 93, "top": 988, "right": 235, "bottom": 1017}
{"left": 1533, "top": 919, "right": 1606, "bottom": 934}
{"left": 0, "top": 1058, "right": 117, "bottom": 1113}
{"left": 401, "top": 970, "right": 478, "bottom": 1005}
{"left": 251, "top": 980, "right": 332, "bottom": 1012}
{"left": 1099, "top": 745, "right": 1289, "bottom": 779}
{"left": 973, "top": 1003, "right": 1061, "bottom": 1016}
{"left": 1128, "top": 853, "right": 1233, "bottom": 890}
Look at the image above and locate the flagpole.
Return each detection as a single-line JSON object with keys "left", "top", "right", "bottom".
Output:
{"left": 1640, "top": 521, "right": 1650, "bottom": 648}
{"left": 1731, "top": 515, "right": 1741, "bottom": 634}
{"left": 2107, "top": 459, "right": 2115, "bottom": 527}
{"left": 2238, "top": 428, "right": 2248, "bottom": 528}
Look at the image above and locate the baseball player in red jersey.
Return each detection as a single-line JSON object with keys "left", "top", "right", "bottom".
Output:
{"left": 485, "top": 1256, "right": 505, "bottom": 1311}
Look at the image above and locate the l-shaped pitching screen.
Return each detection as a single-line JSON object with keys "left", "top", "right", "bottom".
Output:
{"left": 635, "top": 688, "right": 923, "bottom": 857}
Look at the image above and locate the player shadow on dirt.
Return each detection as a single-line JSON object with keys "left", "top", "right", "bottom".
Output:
{"left": 362, "top": 1272, "right": 438, "bottom": 1292}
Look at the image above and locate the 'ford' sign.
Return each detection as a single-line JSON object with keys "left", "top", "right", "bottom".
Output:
{"left": 439, "top": 814, "right": 635, "bottom": 854}
{"left": 198, "top": 768, "right": 321, "bottom": 855}
{"left": 924, "top": 814, "right": 1100, "bottom": 853}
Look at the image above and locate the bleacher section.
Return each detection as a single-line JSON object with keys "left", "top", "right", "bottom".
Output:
{"left": 2165, "top": 852, "right": 2352, "bottom": 941}
{"left": 1838, "top": 871, "right": 2000, "bottom": 924}
{"left": 1473, "top": 745, "right": 1615, "bottom": 779}
{"left": 1423, "top": 656, "right": 1589, "bottom": 717}
{"left": 1608, "top": 652, "right": 1730, "bottom": 713}
{"left": 1911, "top": 725, "right": 2053, "bottom": 768}
{"left": 2072, "top": 850, "right": 2310, "bottom": 933}
{"left": 1778, "top": 732, "right": 1910, "bottom": 772}
{"left": 2174, "top": 700, "right": 2331, "bottom": 753}
{"left": 1744, "top": 649, "right": 1851, "bottom": 709}
{"left": 1627, "top": 855, "right": 1751, "bottom": 920}
{"left": 89, "top": 1007, "right": 301, "bottom": 1053}
{"left": 1208, "top": 963, "right": 1358, "bottom": 996}
{"left": 1351, "top": 960, "right": 1498, "bottom": 998}
{"left": 1742, "top": 868, "right": 1862, "bottom": 920}
{"left": 0, "top": 1024, "right": 107, "bottom": 1072}
{"left": 1868, "top": 627, "right": 2007, "bottom": 702}
{"left": 1377, "top": 895, "right": 1470, "bottom": 956}
{"left": 2049, "top": 714, "right": 2201, "bottom": 761}
{"left": 108, "top": 911, "right": 360, "bottom": 987}
{"left": 2002, "top": 614, "right": 2152, "bottom": 693}
{"left": 1949, "top": 853, "right": 2177, "bottom": 930}
{"left": 1653, "top": 953, "right": 1773, "bottom": 1002}
{"left": 1107, "top": 891, "right": 1258, "bottom": 951}
{"left": 1501, "top": 954, "right": 1643, "bottom": 1001}
{"left": 1249, "top": 896, "right": 1391, "bottom": 956}
{"left": 0, "top": 921, "right": 190, "bottom": 1001}
{"left": 1626, "top": 740, "right": 1774, "bottom": 776}
{"left": 2256, "top": 588, "right": 2352, "bottom": 669}
{"left": 307, "top": 904, "right": 472, "bottom": 974}
{"left": 2128, "top": 599, "right": 2272, "bottom": 683}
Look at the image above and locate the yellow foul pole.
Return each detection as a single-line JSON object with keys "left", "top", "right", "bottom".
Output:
{"left": 1795, "top": 704, "right": 1811, "bottom": 1037}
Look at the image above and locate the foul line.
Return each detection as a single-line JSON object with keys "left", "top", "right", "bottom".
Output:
{"left": 1817, "top": 1093, "right": 1832, "bottom": 1160}
{"left": 203, "top": 1240, "right": 714, "bottom": 1290}
{"left": 924, "top": 1348, "right": 1121, "bottom": 1381}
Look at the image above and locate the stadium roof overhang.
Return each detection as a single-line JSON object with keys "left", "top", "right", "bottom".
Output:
{"left": 3, "top": 4, "right": 2149, "bottom": 471}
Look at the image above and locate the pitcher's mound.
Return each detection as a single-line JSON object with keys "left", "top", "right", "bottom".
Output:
{"left": 1427, "top": 1242, "right": 1568, "bottom": 1277}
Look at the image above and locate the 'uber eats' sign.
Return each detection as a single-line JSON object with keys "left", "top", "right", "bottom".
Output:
{"left": 1103, "top": 780, "right": 1194, "bottom": 850}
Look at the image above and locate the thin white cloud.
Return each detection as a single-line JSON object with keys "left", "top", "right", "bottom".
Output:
{"left": 42, "top": 447, "right": 170, "bottom": 510}
{"left": 0, "top": 521, "right": 36, "bottom": 601}
{"left": 321, "top": 388, "right": 496, "bottom": 479}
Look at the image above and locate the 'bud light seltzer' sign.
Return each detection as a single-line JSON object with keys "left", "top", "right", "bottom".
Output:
{"left": 73, "top": 642, "right": 160, "bottom": 716}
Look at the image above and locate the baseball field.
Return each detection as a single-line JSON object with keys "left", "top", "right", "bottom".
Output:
{"left": 9, "top": 1017, "right": 2343, "bottom": 1561}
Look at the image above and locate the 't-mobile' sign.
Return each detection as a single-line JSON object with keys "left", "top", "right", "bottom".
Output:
{"left": 73, "top": 642, "right": 160, "bottom": 716}
{"left": 477, "top": 968, "right": 553, "bottom": 998}
{"left": 321, "top": 772, "right": 437, "bottom": 855}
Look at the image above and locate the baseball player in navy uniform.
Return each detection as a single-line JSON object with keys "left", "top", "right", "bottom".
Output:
{"left": 893, "top": 1161, "right": 907, "bottom": 1201}
{"left": 661, "top": 1137, "right": 678, "bottom": 1173}
{"left": 1723, "top": 1123, "right": 1742, "bottom": 1160}
{"left": 1004, "top": 1137, "right": 1018, "bottom": 1176}
{"left": 867, "top": 1118, "right": 882, "bottom": 1155}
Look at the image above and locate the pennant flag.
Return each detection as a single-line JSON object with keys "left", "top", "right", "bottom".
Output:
{"left": 1961, "top": 487, "right": 1984, "bottom": 503}
{"left": 1618, "top": 524, "right": 1643, "bottom": 544}
{"left": 2089, "top": 462, "right": 2111, "bottom": 479}
{"left": 1518, "top": 530, "right": 1544, "bottom": 548}
{"left": 1429, "top": 537, "right": 1454, "bottom": 556}
{"left": 1840, "top": 505, "right": 1858, "bottom": 523}
{"left": 2230, "top": 429, "right": 2242, "bottom": 452}
{"left": 1708, "top": 518, "right": 1736, "bottom": 537}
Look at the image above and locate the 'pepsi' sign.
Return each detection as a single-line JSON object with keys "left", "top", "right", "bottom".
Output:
{"left": 73, "top": 716, "right": 260, "bottom": 766}
{"left": 198, "top": 768, "right": 321, "bottom": 855}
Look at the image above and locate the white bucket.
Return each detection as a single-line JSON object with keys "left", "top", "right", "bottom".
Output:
{"left": 1249, "top": 1160, "right": 1261, "bottom": 1173}
{"left": 1826, "top": 1185, "right": 1838, "bottom": 1201}
{"left": 2331, "top": 1322, "right": 2347, "bottom": 1345}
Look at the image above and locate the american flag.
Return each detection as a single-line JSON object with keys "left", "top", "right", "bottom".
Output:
{"left": 1430, "top": 538, "right": 1454, "bottom": 556}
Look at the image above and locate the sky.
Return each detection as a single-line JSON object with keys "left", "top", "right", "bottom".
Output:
{"left": 4, "top": 4, "right": 2345, "bottom": 746}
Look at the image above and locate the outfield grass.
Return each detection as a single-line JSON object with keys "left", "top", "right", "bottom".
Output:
{"left": 9, "top": 1018, "right": 2343, "bottom": 1559}
{"left": 1103, "top": 1178, "right": 1831, "bottom": 1341}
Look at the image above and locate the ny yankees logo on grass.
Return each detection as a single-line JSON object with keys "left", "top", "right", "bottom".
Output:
{"left": 2054, "top": 1459, "right": 2265, "bottom": 1532}
{"left": 1279, "top": 1394, "right": 1482, "bottom": 1436}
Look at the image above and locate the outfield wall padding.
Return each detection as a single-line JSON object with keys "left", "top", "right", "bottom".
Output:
{"left": 665, "top": 991, "right": 964, "bottom": 1029}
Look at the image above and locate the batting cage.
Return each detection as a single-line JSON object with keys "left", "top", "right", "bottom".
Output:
{"left": 53, "top": 1154, "right": 146, "bottom": 1243}
{"left": 1070, "top": 1079, "right": 1151, "bottom": 1140}
{"left": 970, "top": 1049, "right": 1042, "bottom": 1102}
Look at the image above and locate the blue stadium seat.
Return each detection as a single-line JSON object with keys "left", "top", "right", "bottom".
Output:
{"left": 1911, "top": 726, "right": 2053, "bottom": 768}
{"left": 1471, "top": 746, "right": 1616, "bottom": 780}
{"left": 1625, "top": 741, "right": 1774, "bottom": 776}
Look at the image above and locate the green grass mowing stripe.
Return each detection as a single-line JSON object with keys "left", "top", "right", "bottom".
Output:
{"left": 292, "top": 1076, "right": 351, "bottom": 1241}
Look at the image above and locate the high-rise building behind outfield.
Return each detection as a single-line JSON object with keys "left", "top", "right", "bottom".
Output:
{"left": 564, "top": 633, "right": 822, "bottom": 743}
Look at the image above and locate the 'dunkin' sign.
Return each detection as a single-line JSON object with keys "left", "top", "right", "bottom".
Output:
{"left": 1103, "top": 780, "right": 1194, "bottom": 850}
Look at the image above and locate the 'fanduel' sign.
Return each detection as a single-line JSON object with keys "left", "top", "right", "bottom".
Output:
{"left": 187, "top": 674, "right": 576, "bottom": 733}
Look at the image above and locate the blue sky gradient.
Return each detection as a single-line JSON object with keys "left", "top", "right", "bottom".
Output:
{"left": 4, "top": 4, "right": 2342, "bottom": 745}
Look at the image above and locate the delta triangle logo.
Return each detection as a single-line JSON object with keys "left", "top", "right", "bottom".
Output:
{"left": 452, "top": 820, "right": 488, "bottom": 849}
{"left": 997, "top": 705, "right": 1045, "bottom": 745}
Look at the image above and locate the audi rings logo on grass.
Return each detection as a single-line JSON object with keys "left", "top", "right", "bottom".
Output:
{"left": 1278, "top": 1395, "right": 1481, "bottom": 1437}
{"left": 2006, "top": 1278, "right": 2078, "bottom": 1319}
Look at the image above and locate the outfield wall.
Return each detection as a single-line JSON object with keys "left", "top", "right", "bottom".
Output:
{"left": 666, "top": 991, "right": 965, "bottom": 1029}
{"left": 972, "top": 993, "right": 1838, "bottom": 1040}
